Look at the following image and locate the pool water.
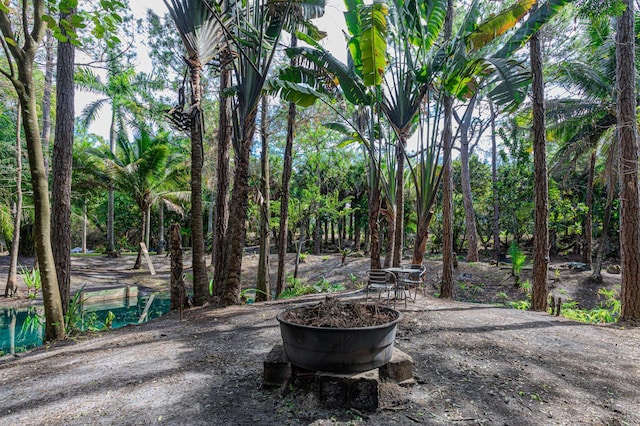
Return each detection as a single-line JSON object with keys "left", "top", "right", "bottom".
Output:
{"left": 0, "top": 294, "right": 170, "bottom": 356}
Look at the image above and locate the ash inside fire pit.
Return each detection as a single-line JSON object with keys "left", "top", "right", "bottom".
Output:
{"left": 280, "top": 298, "right": 399, "bottom": 328}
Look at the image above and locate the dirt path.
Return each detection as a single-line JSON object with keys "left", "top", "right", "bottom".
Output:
{"left": 1, "top": 292, "right": 638, "bottom": 425}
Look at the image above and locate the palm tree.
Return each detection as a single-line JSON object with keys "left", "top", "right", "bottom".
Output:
{"left": 91, "top": 131, "right": 186, "bottom": 270}
{"left": 76, "top": 58, "right": 143, "bottom": 255}
{"left": 163, "top": 0, "right": 227, "bottom": 305}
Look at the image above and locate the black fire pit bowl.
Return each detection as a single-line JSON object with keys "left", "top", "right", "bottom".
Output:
{"left": 276, "top": 305, "right": 403, "bottom": 373}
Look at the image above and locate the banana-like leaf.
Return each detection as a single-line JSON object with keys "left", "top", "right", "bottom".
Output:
{"left": 420, "top": 0, "right": 447, "bottom": 51}
{"left": 324, "top": 122, "right": 362, "bottom": 147}
{"left": 486, "top": 57, "right": 531, "bottom": 112}
{"left": 288, "top": 46, "right": 374, "bottom": 105}
{"left": 495, "top": 0, "right": 574, "bottom": 59}
{"left": 359, "top": 2, "right": 388, "bottom": 86}
{"left": 466, "top": 0, "right": 536, "bottom": 51}
{"left": 270, "top": 79, "right": 323, "bottom": 107}
{"left": 343, "top": 0, "right": 364, "bottom": 38}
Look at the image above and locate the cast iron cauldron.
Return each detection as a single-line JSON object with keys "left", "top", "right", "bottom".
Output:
{"left": 276, "top": 304, "right": 403, "bottom": 373}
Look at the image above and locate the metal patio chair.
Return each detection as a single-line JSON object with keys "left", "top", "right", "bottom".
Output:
{"left": 365, "top": 269, "right": 396, "bottom": 307}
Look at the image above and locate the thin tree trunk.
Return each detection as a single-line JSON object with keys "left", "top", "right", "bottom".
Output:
{"left": 157, "top": 202, "right": 164, "bottom": 255}
{"left": 276, "top": 104, "right": 296, "bottom": 295}
{"left": 459, "top": 96, "right": 479, "bottom": 262}
{"left": 440, "top": 0, "right": 454, "bottom": 299}
{"left": 393, "top": 133, "right": 405, "bottom": 267}
{"left": 133, "top": 207, "right": 146, "bottom": 270}
{"left": 207, "top": 189, "right": 214, "bottom": 237}
{"left": 592, "top": 184, "right": 613, "bottom": 282}
{"left": 213, "top": 66, "right": 232, "bottom": 301}
{"left": 107, "top": 106, "right": 117, "bottom": 254}
{"left": 583, "top": 149, "right": 595, "bottom": 268}
{"left": 314, "top": 215, "right": 321, "bottom": 254}
{"left": 41, "top": 29, "right": 54, "bottom": 177}
{"left": 530, "top": 3, "right": 549, "bottom": 312}
{"left": 293, "top": 219, "right": 307, "bottom": 280}
{"left": 441, "top": 101, "right": 454, "bottom": 299}
{"left": 221, "top": 108, "right": 259, "bottom": 305}
{"left": 82, "top": 200, "right": 87, "bottom": 254}
{"left": 170, "top": 224, "right": 186, "bottom": 310}
{"left": 383, "top": 215, "right": 394, "bottom": 268}
{"left": 145, "top": 204, "right": 151, "bottom": 248}
{"left": 490, "top": 101, "right": 500, "bottom": 265}
{"left": 368, "top": 156, "right": 382, "bottom": 269}
{"left": 257, "top": 95, "right": 270, "bottom": 302}
{"left": 617, "top": 0, "right": 640, "bottom": 321}
{"left": 5, "top": 104, "right": 22, "bottom": 298}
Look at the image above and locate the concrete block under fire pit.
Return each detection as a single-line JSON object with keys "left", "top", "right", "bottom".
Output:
{"left": 262, "top": 344, "right": 291, "bottom": 388}
{"left": 379, "top": 348, "right": 415, "bottom": 385}
{"left": 316, "top": 369, "right": 379, "bottom": 412}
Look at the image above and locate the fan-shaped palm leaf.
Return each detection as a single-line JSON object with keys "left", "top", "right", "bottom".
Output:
{"left": 163, "top": 0, "right": 228, "bottom": 64}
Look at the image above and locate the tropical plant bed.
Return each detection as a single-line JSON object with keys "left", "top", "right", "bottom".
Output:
{"left": 279, "top": 298, "right": 399, "bottom": 328}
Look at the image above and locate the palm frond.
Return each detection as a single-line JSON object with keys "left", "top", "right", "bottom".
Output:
{"left": 554, "top": 61, "right": 612, "bottom": 100}
{"left": 79, "top": 98, "right": 110, "bottom": 129}
{"left": 288, "top": 46, "right": 373, "bottom": 105}
{"left": 163, "top": 0, "right": 228, "bottom": 63}
{"left": 485, "top": 57, "right": 531, "bottom": 112}
{"left": 75, "top": 67, "right": 106, "bottom": 94}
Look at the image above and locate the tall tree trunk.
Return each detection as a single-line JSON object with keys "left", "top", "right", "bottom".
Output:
{"left": 107, "top": 106, "right": 117, "bottom": 254}
{"left": 459, "top": 96, "right": 479, "bottom": 262}
{"left": 592, "top": 183, "right": 613, "bottom": 282}
{"left": 368, "top": 159, "right": 382, "bottom": 269}
{"left": 145, "top": 204, "right": 151, "bottom": 248}
{"left": 5, "top": 103, "right": 22, "bottom": 298}
{"left": 583, "top": 149, "right": 595, "bottom": 268}
{"left": 221, "top": 108, "right": 259, "bottom": 305}
{"left": 52, "top": 9, "right": 75, "bottom": 314}
{"left": 530, "top": 3, "right": 549, "bottom": 312}
{"left": 383, "top": 215, "right": 394, "bottom": 268}
{"left": 441, "top": 98, "right": 454, "bottom": 299}
{"left": 207, "top": 189, "right": 214, "bottom": 237}
{"left": 440, "top": 0, "right": 454, "bottom": 299}
{"left": 41, "top": 29, "right": 53, "bottom": 177}
{"left": 133, "top": 206, "right": 146, "bottom": 270}
{"left": 293, "top": 219, "right": 307, "bottom": 279}
{"left": 276, "top": 36, "right": 299, "bottom": 297}
{"left": 392, "top": 132, "right": 407, "bottom": 266}
{"left": 490, "top": 101, "right": 500, "bottom": 265}
{"left": 190, "top": 70, "right": 209, "bottom": 306}
{"left": 213, "top": 66, "right": 232, "bottom": 301}
{"left": 617, "top": 0, "right": 640, "bottom": 321}
{"left": 170, "top": 224, "right": 187, "bottom": 310}
{"left": 157, "top": 201, "right": 165, "bottom": 255}
{"left": 82, "top": 200, "right": 87, "bottom": 254}
{"left": 257, "top": 95, "right": 271, "bottom": 302}
{"left": 17, "top": 64, "right": 65, "bottom": 340}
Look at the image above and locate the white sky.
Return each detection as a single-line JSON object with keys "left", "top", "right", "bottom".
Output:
{"left": 78, "top": 0, "right": 348, "bottom": 138}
